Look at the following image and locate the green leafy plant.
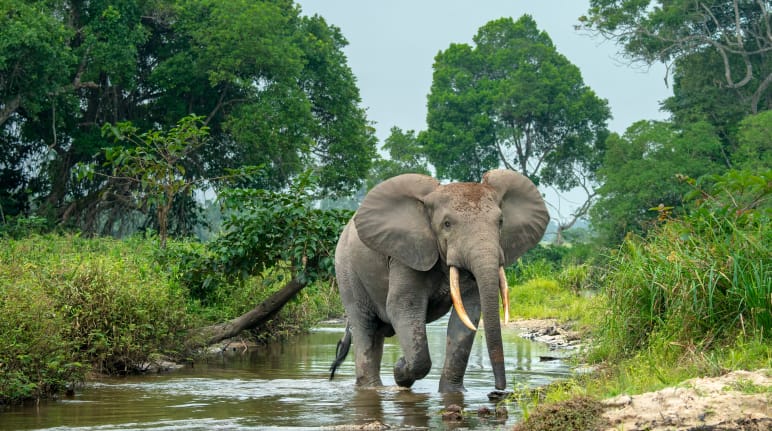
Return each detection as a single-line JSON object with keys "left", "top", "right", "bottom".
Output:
{"left": 178, "top": 171, "right": 351, "bottom": 303}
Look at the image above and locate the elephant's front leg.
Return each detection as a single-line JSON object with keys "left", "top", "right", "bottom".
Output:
{"left": 386, "top": 266, "right": 433, "bottom": 388}
{"left": 439, "top": 285, "right": 481, "bottom": 393}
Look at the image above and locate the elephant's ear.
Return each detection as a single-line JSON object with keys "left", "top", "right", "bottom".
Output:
{"left": 483, "top": 169, "right": 550, "bottom": 266}
{"left": 354, "top": 174, "right": 440, "bottom": 271}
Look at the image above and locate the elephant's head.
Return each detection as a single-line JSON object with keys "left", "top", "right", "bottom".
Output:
{"left": 353, "top": 169, "right": 549, "bottom": 390}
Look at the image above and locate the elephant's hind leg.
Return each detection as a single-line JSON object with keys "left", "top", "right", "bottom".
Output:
{"left": 351, "top": 322, "right": 387, "bottom": 387}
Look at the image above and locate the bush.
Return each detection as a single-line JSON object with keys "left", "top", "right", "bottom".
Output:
{"left": 174, "top": 173, "right": 351, "bottom": 304}
{"left": 0, "top": 281, "right": 83, "bottom": 403}
{"left": 0, "top": 235, "right": 190, "bottom": 403}
{"left": 592, "top": 169, "right": 771, "bottom": 362}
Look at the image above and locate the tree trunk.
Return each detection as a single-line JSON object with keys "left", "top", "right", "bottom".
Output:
{"left": 187, "top": 276, "right": 308, "bottom": 349}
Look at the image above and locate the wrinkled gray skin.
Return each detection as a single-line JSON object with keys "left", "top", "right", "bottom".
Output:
{"left": 334, "top": 169, "right": 549, "bottom": 393}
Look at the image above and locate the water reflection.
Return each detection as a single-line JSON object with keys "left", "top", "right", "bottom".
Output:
{"left": 1, "top": 319, "right": 570, "bottom": 430}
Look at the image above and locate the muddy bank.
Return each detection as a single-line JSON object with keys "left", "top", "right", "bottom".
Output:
{"left": 508, "top": 320, "right": 770, "bottom": 430}
{"left": 601, "top": 369, "right": 772, "bottom": 430}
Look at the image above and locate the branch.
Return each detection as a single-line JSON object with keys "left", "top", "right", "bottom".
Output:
{"left": 187, "top": 276, "right": 308, "bottom": 348}
{"left": 750, "top": 70, "right": 772, "bottom": 114}
{"left": 495, "top": 140, "right": 515, "bottom": 171}
{"left": 0, "top": 94, "right": 21, "bottom": 126}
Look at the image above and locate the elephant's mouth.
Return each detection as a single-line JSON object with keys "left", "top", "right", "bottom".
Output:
{"left": 448, "top": 266, "right": 510, "bottom": 331}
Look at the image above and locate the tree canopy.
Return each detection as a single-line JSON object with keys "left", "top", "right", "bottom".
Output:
{"left": 0, "top": 0, "right": 375, "bottom": 233}
{"left": 583, "top": 0, "right": 771, "bottom": 115}
{"left": 422, "top": 15, "right": 611, "bottom": 188}
{"left": 366, "top": 127, "right": 430, "bottom": 189}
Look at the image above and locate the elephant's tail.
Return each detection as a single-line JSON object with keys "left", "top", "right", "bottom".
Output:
{"left": 328, "top": 322, "right": 352, "bottom": 380}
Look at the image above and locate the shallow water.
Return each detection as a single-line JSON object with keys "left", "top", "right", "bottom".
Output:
{"left": 1, "top": 319, "right": 570, "bottom": 430}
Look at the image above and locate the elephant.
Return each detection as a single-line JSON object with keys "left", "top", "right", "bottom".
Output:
{"left": 328, "top": 169, "right": 549, "bottom": 393}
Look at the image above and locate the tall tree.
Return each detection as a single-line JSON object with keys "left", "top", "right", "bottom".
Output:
{"left": 0, "top": 0, "right": 375, "bottom": 233}
{"left": 422, "top": 16, "right": 610, "bottom": 239}
{"left": 583, "top": 0, "right": 771, "bottom": 115}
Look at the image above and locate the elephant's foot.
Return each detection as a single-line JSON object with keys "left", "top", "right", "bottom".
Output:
{"left": 394, "top": 357, "right": 431, "bottom": 388}
{"left": 438, "top": 373, "right": 467, "bottom": 393}
{"left": 355, "top": 375, "right": 384, "bottom": 387}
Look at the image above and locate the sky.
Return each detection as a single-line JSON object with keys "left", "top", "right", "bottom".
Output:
{"left": 295, "top": 1, "right": 674, "bottom": 222}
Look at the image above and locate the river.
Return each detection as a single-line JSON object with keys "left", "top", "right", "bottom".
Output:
{"left": 1, "top": 319, "right": 570, "bottom": 430}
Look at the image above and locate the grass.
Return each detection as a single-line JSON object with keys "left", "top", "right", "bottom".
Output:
{"left": 507, "top": 274, "right": 601, "bottom": 332}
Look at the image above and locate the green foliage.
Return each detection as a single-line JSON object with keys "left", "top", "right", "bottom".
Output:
{"left": 592, "top": 119, "right": 725, "bottom": 244}
{"left": 177, "top": 172, "right": 351, "bottom": 302}
{"left": 0, "top": 277, "right": 83, "bottom": 404}
{"left": 592, "top": 169, "right": 771, "bottom": 364}
{"left": 0, "top": 215, "right": 54, "bottom": 238}
{"left": 734, "top": 111, "right": 772, "bottom": 171}
{"left": 0, "top": 235, "right": 191, "bottom": 403}
{"left": 423, "top": 15, "right": 610, "bottom": 185}
{"left": 367, "top": 127, "right": 431, "bottom": 189}
{"left": 0, "top": 0, "right": 75, "bottom": 122}
{"left": 2, "top": 0, "right": 375, "bottom": 233}
{"left": 506, "top": 276, "right": 599, "bottom": 324}
{"left": 584, "top": 0, "right": 771, "bottom": 115}
{"left": 84, "top": 115, "right": 211, "bottom": 245}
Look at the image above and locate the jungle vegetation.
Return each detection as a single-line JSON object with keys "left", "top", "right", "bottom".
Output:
{"left": 1, "top": 0, "right": 769, "bottom": 404}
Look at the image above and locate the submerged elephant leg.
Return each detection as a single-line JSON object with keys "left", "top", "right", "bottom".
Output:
{"left": 439, "top": 288, "right": 481, "bottom": 393}
{"left": 352, "top": 323, "right": 386, "bottom": 387}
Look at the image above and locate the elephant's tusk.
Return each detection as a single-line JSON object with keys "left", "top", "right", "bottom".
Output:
{"left": 499, "top": 267, "right": 510, "bottom": 324}
{"left": 449, "top": 266, "right": 477, "bottom": 331}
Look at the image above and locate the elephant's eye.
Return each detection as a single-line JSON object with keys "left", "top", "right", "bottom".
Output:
{"left": 443, "top": 220, "right": 451, "bottom": 229}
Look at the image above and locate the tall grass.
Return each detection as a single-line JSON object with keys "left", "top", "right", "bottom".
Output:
{"left": 591, "top": 170, "right": 771, "bottom": 367}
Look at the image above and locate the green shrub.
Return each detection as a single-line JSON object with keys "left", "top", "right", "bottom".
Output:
{"left": 0, "top": 235, "right": 190, "bottom": 402}
{"left": 175, "top": 173, "right": 351, "bottom": 304}
{"left": 0, "top": 281, "right": 84, "bottom": 403}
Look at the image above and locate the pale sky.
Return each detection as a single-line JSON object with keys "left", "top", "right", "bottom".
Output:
{"left": 296, "top": 0, "right": 672, "bottom": 142}
{"left": 295, "top": 1, "right": 673, "bottom": 223}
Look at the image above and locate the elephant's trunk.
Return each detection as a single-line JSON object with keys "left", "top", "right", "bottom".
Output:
{"left": 474, "top": 261, "right": 507, "bottom": 390}
{"left": 449, "top": 260, "right": 508, "bottom": 391}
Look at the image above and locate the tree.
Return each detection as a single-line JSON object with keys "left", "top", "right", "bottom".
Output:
{"left": 733, "top": 110, "right": 772, "bottom": 171}
{"left": 1, "top": 0, "right": 375, "bottom": 234}
{"left": 0, "top": 0, "right": 75, "bottom": 126}
{"left": 367, "top": 127, "right": 431, "bottom": 189}
{"left": 422, "top": 15, "right": 610, "bottom": 240}
{"left": 77, "top": 115, "right": 225, "bottom": 248}
{"left": 583, "top": 0, "right": 771, "bottom": 114}
{"left": 591, "top": 120, "right": 725, "bottom": 243}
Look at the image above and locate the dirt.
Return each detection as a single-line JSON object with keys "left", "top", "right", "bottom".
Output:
{"left": 601, "top": 370, "right": 772, "bottom": 431}
{"left": 508, "top": 319, "right": 772, "bottom": 431}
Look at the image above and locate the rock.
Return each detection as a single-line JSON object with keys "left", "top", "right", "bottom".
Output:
{"left": 477, "top": 406, "right": 492, "bottom": 417}
{"left": 495, "top": 405, "right": 508, "bottom": 418}
{"left": 442, "top": 404, "right": 464, "bottom": 422}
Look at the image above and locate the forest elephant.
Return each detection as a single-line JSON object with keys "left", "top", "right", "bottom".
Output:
{"left": 328, "top": 169, "right": 549, "bottom": 392}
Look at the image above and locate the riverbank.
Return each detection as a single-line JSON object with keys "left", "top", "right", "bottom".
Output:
{"left": 600, "top": 369, "right": 771, "bottom": 431}
{"left": 508, "top": 318, "right": 772, "bottom": 431}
